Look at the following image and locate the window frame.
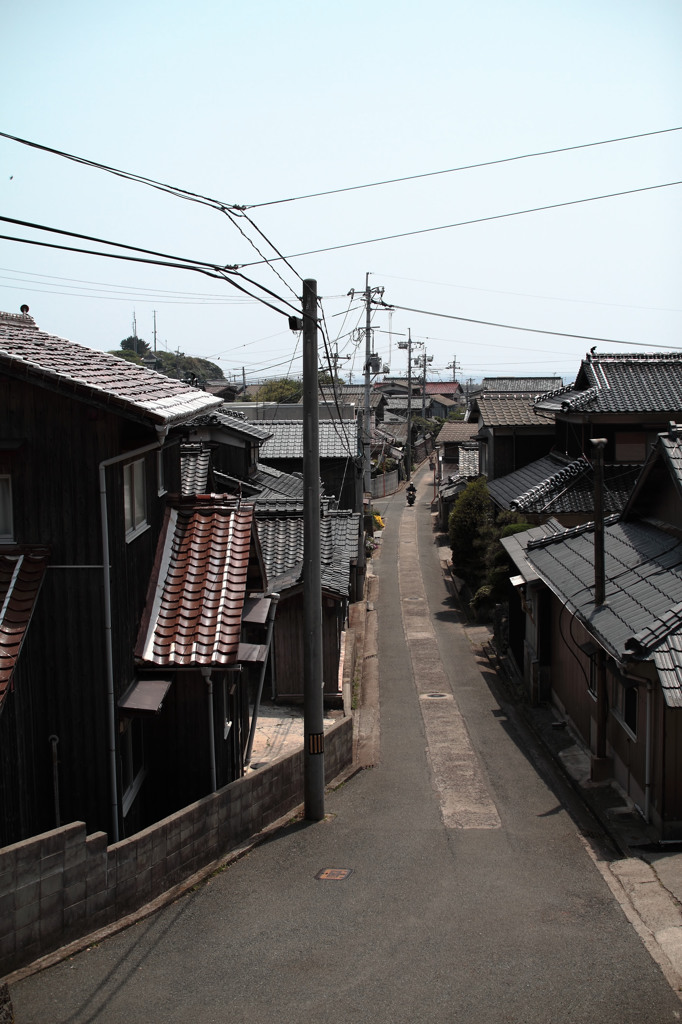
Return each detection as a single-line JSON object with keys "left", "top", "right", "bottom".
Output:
{"left": 123, "top": 458, "right": 148, "bottom": 541}
{"left": 0, "top": 474, "right": 13, "bottom": 542}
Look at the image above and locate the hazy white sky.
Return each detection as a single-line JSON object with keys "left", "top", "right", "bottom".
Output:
{"left": 1, "top": 0, "right": 680, "bottom": 385}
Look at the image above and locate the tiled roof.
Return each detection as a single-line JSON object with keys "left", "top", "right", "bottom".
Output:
{"left": 188, "top": 408, "right": 273, "bottom": 442}
{"left": 477, "top": 396, "right": 555, "bottom": 428}
{"left": 181, "top": 444, "right": 211, "bottom": 496}
{"left": 0, "top": 312, "right": 221, "bottom": 427}
{"left": 422, "top": 382, "right": 462, "bottom": 396}
{"left": 512, "top": 518, "right": 682, "bottom": 704}
{"left": 135, "top": 498, "right": 261, "bottom": 668}
{"left": 437, "top": 421, "right": 478, "bottom": 444}
{"left": 458, "top": 444, "right": 480, "bottom": 477}
{"left": 256, "top": 509, "right": 360, "bottom": 597}
{"left": 0, "top": 549, "right": 49, "bottom": 709}
{"left": 319, "top": 386, "right": 386, "bottom": 409}
{"left": 252, "top": 464, "right": 305, "bottom": 498}
{"left": 385, "top": 396, "right": 434, "bottom": 413}
{"left": 535, "top": 352, "right": 682, "bottom": 415}
{"left": 488, "top": 453, "right": 641, "bottom": 515}
{"left": 258, "top": 420, "right": 355, "bottom": 460}
{"left": 480, "top": 376, "right": 563, "bottom": 394}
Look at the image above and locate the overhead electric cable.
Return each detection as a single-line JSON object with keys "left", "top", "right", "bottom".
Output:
{"left": 243, "top": 127, "right": 682, "bottom": 208}
{"left": 240, "top": 180, "right": 682, "bottom": 265}
{"left": 0, "top": 232, "right": 295, "bottom": 319}
{"left": 380, "top": 301, "right": 682, "bottom": 349}
{"left": 0, "top": 215, "right": 302, "bottom": 316}
{"left": 0, "top": 130, "right": 239, "bottom": 212}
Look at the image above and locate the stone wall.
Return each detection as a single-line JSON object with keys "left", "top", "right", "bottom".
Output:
{"left": 0, "top": 716, "right": 352, "bottom": 977}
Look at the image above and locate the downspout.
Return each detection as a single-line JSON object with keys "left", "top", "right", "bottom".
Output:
{"left": 99, "top": 431, "right": 166, "bottom": 843}
{"left": 202, "top": 667, "right": 217, "bottom": 793}
{"left": 590, "top": 438, "right": 609, "bottom": 778}
{"left": 49, "top": 734, "right": 60, "bottom": 827}
{"left": 645, "top": 680, "right": 653, "bottom": 822}
{"left": 244, "top": 593, "right": 280, "bottom": 767}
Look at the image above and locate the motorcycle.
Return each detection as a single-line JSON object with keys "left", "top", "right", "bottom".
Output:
{"left": 406, "top": 485, "right": 416, "bottom": 506}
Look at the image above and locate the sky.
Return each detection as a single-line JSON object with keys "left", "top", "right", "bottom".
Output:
{"left": 1, "top": 0, "right": 681, "bottom": 387}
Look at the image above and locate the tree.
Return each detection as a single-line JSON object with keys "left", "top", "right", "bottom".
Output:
{"left": 120, "top": 335, "right": 151, "bottom": 358}
{"left": 448, "top": 477, "right": 492, "bottom": 593}
{"left": 256, "top": 378, "right": 302, "bottom": 403}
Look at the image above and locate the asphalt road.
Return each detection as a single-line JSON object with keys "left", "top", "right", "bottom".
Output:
{"left": 11, "top": 468, "right": 682, "bottom": 1023}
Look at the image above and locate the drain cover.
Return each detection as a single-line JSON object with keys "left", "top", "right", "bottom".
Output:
{"left": 315, "top": 868, "right": 353, "bottom": 881}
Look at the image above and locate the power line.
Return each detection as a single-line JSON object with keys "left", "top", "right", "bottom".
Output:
{"left": 240, "top": 180, "right": 682, "bottom": 266}
{"left": 243, "top": 127, "right": 682, "bottom": 208}
{"left": 0, "top": 222, "right": 300, "bottom": 319}
{"left": 379, "top": 301, "right": 682, "bottom": 349}
{"left": 0, "top": 130, "right": 240, "bottom": 213}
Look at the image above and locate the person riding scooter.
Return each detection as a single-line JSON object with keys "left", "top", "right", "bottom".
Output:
{"left": 406, "top": 482, "right": 416, "bottom": 506}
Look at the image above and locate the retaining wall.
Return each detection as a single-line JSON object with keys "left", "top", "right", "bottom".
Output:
{"left": 0, "top": 715, "right": 352, "bottom": 977}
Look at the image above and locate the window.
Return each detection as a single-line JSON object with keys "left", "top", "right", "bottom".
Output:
{"left": 614, "top": 678, "right": 638, "bottom": 737}
{"left": 120, "top": 717, "right": 147, "bottom": 817}
{"left": 0, "top": 475, "right": 13, "bottom": 541}
{"left": 123, "top": 459, "right": 147, "bottom": 539}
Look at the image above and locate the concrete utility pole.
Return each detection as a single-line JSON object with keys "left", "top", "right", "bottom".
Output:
{"left": 361, "top": 273, "right": 386, "bottom": 495}
{"left": 398, "top": 331, "right": 413, "bottom": 481}
{"left": 302, "top": 278, "right": 325, "bottom": 821}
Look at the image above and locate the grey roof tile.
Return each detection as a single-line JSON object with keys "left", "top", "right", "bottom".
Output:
{"left": 0, "top": 311, "right": 220, "bottom": 426}
{"left": 258, "top": 420, "right": 355, "bottom": 460}
{"left": 536, "top": 352, "right": 682, "bottom": 415}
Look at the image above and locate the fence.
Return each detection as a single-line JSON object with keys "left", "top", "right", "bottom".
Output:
{"left": 0, "top": 716, "right": 353, "bottom": 977}
{"left": 370, "top": 469, "right": 400, "bottom": 498}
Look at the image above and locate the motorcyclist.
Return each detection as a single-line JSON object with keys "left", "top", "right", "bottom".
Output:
{"left": 406, "top": 482, "right": 416, "bottom": 504}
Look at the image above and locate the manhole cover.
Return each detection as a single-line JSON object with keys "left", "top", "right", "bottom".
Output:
{"left": 425, "top": 692, "right": 448, "bottom": 699}
{"left": 315, "top": 868, "right": 353, "bottom": 881}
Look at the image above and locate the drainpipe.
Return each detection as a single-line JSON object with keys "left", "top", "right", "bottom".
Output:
{"left": 202, "top": 667, "right": 217, "bottom": 793}
{"left": 590, "top": 438, "right": 609, "bottom": 777}
{"left": 645, "top": 680, "right": 653, "bottom": 821}
{"left": 244, "top": 593, "right": 280, "bottom": 767}
{"left": 49, "top": 734, "right": 60, "bottom": 827}
{"left": 99, "top": 432, "right": 166, "bottom": 843}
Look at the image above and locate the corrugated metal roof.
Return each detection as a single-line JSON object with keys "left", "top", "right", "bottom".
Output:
{"left": 135, "top": 499, "right": 260, "bottom": 667}
{"left": 0, "top": 549, "right": 48, "bottom": 709}
{"left": 0, "top": 312, "right": 221, "bottom": 426}
{"left": 258, "top": 420, "right": 355, "bottom": 460}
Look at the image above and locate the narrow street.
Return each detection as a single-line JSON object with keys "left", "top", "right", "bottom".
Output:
{"left": 11, "top": 468, "right": 682, "bottom": 1023}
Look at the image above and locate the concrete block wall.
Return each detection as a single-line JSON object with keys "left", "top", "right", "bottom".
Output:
{"left": 0, "top": 716, "right": 352, "bottom": 977}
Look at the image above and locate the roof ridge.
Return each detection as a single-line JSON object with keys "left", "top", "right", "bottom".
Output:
{"left": 527, "top": 512, "right": 619, "bottom": 549}
{"left": 510, "top": 456, "right": 590, "bottom": 512}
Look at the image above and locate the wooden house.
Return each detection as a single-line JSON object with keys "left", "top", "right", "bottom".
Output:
{"left": 0, "top": 311, "right": 272, "bottom": 846}
{"left": 471, "top": 395, "right": 556, "bottom": 481}
{"left": 502, "top": 424, "right": 682, "bottom": 841}
{"left": 257, "top": 419, "right": 360, "bottom": 512}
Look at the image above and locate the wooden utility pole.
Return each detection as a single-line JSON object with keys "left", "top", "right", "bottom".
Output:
{"left": 302, "top": 278, "right": 325, "bottom": 820}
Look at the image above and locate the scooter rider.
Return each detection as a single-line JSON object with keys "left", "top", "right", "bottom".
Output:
{"left": 406, "top": 482, "right": 416, "bottom": 505}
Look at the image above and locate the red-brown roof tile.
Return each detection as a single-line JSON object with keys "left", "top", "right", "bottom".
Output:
{"left": 135, "top": 499, "right": 263, "bottom": 667}
{"left": 0, "top": 549, "right": 48, "bottom": 708}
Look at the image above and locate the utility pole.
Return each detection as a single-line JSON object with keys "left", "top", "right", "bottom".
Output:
{"left": 360, "top": 273, "right": 386, "bottom": 495}
{"left": 398, "top": 331, "right": 413, "bottom": 481}
{"left": 152, "top": 310, "right": 158, "bottom": 353}
{"left": 302, "top": 278, "right": 325, "bottom": 821}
